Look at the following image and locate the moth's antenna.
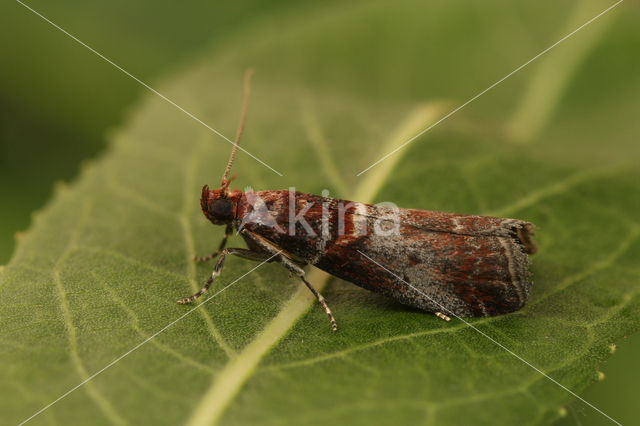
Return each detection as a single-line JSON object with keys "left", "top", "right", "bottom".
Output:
{"left": 221, "top": 68, "right": 254, "bottom": 194}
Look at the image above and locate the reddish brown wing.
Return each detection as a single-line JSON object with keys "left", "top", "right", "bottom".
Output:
{"left": 240, "top": 190, "right": 535, "bottom": 317}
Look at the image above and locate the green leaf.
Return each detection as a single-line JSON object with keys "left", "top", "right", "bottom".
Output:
{"left": 2, "top": 1, "right": 639, "bottom": 425}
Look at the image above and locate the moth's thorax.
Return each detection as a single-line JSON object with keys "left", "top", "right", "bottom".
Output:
{"left": 200, "top": 185, "right": 247, "bottom": 225}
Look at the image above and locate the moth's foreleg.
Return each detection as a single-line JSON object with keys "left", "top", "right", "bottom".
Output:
{"left": 177, "top": 247, "right": 269, "bottom": 304}
{"left": 240, "top": 230, "right": 337, "bottom": 331}
{"left": 194, "top": 224, "right": 233, "bottom": 262}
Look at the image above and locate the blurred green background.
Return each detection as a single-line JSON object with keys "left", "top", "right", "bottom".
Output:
{"left": 1, "top": 1, "right": 638, "bottom": 424}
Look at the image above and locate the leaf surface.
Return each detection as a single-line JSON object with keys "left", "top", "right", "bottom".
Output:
{"left": 2, "top": 1, "right": 639, "bottom": 425}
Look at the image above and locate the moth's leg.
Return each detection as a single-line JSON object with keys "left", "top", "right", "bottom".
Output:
{"left": 177, "top": 247, "right": 269, "bottom": 304}
{"left": 280, "top": 258, "right": 338, "bottom": 331}
{"left": 194, "top": 224, "right": 233, "bottom": 262}
{"left": 241, "top": 230, "right": 338, "bottom": 331}
{"left": 435, "top": 312, "right": 451, "bottom": 322}
{"left": 296, "top": 265, "right": 338, "bottom": 331}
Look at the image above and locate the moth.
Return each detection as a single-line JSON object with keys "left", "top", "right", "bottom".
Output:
{"left": 177, "top": 71, "right": 537, "bottom": 331}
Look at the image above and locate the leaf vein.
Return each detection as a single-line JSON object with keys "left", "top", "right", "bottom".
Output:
{"left": 96, "top": 273, "right": 215, "bottom": 373}
{"left": 484, "top": 166, "right": 615, "bottom": 217}
{"left": 53, "top": 201, "right": 127, "bottom": 425}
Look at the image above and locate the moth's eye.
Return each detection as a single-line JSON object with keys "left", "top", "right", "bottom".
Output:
{"left": 210, "top": 199, "right": 234, "bottom": 219}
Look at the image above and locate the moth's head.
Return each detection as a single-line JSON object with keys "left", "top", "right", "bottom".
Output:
{"left": 200, "top": 184, "right": 240, "bottom": 225}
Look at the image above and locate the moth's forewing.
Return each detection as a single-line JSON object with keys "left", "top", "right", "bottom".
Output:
{"left": 240, "top": 191, "right": 535, "bottom": 317}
